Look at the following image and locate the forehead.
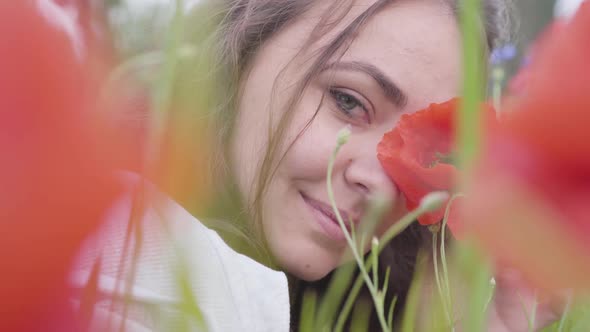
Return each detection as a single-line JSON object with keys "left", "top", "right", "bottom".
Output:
{"left": 302, "top": 0, "right": 462, "bottom": 110}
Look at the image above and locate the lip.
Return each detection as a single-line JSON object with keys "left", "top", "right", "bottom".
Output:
{"left": 300, "top": 192, "right": 358, "bottom": 242}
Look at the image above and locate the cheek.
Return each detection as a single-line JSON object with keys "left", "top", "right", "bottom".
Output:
{"left": 282, "top": 136, "right": 331, "bottom": 182}
{"left": 274, "top": 98, "right": 338, "bottom": 179}
{"left": 278, "top": 108, "right": 344, "bottom": 182}
{"left": 230, "top": 113, "right": 266, "bottom": 205}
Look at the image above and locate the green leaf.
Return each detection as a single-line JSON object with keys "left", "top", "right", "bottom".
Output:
{"left": 457, "top": 0, "right": 485, "bottom": 174}
{"left": 317, "top": 262, "right": 356, "bottom": 330}
{"left": 350, "top": 298, "right": 373, "bottom": 332}
{"left": 299, "top": 290, "right": 318, "bottom": 332}
{"left": 401, "top": 254, "right": 427, "bottom": 332}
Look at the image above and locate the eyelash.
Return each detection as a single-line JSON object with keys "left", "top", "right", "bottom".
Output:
{"left": 328, "top": 88, "right": 371, "bottom": 123}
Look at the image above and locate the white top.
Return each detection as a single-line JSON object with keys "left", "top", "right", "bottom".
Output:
{"left": 554, "top": 0, "right": 586, "bottom": 18}
{"left": 69, "top": 175, "right": 290, "bottom": 331}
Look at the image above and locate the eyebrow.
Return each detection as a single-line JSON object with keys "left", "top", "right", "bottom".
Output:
{"left": 322, "top": 61, "right": 408, "bottom": 108}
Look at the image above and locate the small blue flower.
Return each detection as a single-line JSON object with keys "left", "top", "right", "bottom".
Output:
{"left": 489, "top": 44, "right": 517, "bottom": 65}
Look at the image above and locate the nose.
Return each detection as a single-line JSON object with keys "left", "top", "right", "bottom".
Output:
{"left": 341, "top": 133, "right": 398, "bottom": 200}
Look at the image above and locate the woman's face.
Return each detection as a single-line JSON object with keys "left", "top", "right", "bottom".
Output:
{"left": 231, "top": 0, "right": 461, "bottom": 280}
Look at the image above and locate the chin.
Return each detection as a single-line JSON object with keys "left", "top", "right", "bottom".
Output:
{"left": 264, "top": 209, "right": 346, "bottom": 281}
{"left": 292, "top": 265, "right": 333, "bottom": 282}
{"left": 276, "top": 248, "right": 341, "bottom": 282}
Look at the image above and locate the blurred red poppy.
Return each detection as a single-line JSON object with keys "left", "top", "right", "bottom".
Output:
{"left": 0, "top": 2, "right": 126, "bottom": 330}
{"left": 464, "top": 2, "right": 590, "bottom": 291}
{"left": 508, "top": 19, "right": 567, "bottom": 96}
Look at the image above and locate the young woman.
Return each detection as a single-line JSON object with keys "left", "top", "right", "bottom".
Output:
{"left": 71, "top": 0, "right": 542, "bottom": 331}
{"left": 208, "top": 0, "right": 514, "bottom": 329}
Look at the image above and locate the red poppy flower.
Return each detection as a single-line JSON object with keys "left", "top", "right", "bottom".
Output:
{"left": 377, "top": 98, "right": 497, "bottom": 235}
{"left": 463, "top": 2, "right": 590, "bottom": 291}
{"left": 377, "top": 99, "right": 457, "bottom": 228}
{"left": 0, "top": 3, "right": 127, "bottom": 330}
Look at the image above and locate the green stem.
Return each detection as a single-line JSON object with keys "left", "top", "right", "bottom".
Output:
{"left": 379, "top": 208, "right": 426, "bottom": 252}
{"left": 327, "top": 138, "right": 390, "bottom": 332}
{"left": 491, "top": 67, "right": 504, "bottom": 112}
{"left": 440, "top": 194, "right": 463, "bottom": 324}
{"left": 432, "top": 230, "right": 453, "bottom": 330}
{"left": 335, "top": 206, "right": 427, "bottom": 331}
{"left": 372, "top": 238, "right": 379, "bottom": 288}
{"left": 457, "top": 0, "right": 484, "bottom": 173}
{"left": 334, "top": 270, "right": 364, "bottom": 332}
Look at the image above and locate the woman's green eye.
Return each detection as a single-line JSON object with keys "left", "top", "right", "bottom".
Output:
{"left": 329, "top": 89, "right": 369, "bottom": 122}
{"left": 333, "top": 90, "right": 359, "bottom": 111}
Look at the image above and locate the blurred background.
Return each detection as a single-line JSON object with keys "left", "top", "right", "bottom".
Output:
{"left": 35, "top": 0, "right": 587, "bottom": 225}
{"left": 45, "top": 0, "right": 585, "bottom": 86}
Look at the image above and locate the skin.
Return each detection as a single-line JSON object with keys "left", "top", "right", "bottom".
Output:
{"left": 231, "top": 0, "right": 461, "bottom": 281}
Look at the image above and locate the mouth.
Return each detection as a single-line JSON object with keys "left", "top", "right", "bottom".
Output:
{"left": 300, "top": 191, "right": 358, "bottom": 242}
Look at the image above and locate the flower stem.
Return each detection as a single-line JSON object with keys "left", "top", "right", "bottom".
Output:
{"left": 326, "top": 131, "right": 390, "bottom": 332}
{"left": 457, "top": 0, "right": 484, "bottom": 174}
{"left": 432, "top": 230, "right": 454, "bottom": 330}
{"left": 335, "top": 205, "right": 428, "bottom": 331}
{"left": 440, "top": 194, "right": 463, "bottom": 325}
{"left": 491, "top": 67, "right": 505, "bottom": 112}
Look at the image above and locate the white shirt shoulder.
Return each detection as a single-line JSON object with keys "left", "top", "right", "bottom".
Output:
{"left": 70, "top": 174, "right": 290, "bottom": 332}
